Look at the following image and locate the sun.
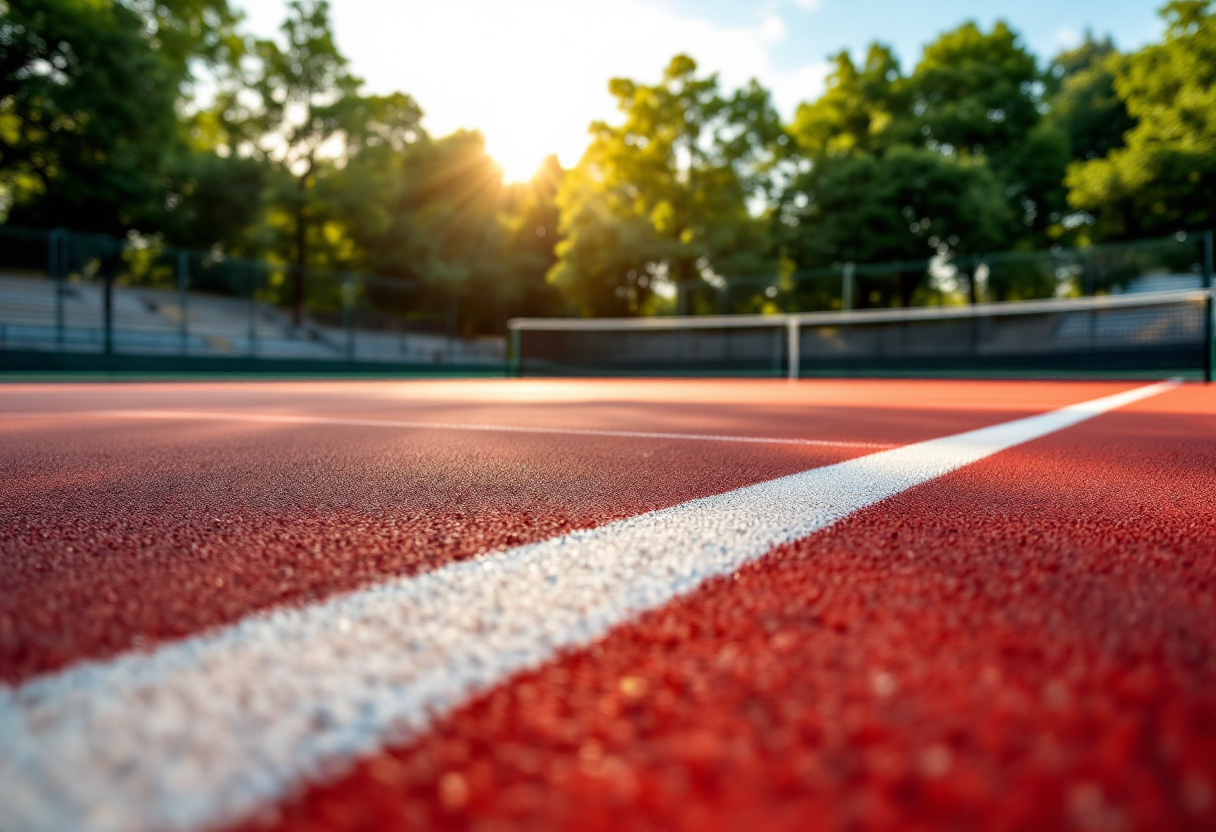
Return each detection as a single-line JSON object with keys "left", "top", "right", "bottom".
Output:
{"left": 486, "top": 134, "right": 546, "bottom": 184}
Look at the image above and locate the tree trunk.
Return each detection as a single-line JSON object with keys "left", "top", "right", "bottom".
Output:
{"left": 898, "top": 269, "right": 919, "bottom": 308}
{"left": 674, "top": 255, "right": 695, "bottom": 316}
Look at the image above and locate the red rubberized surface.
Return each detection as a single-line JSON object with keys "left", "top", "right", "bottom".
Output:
{"left": 233, "top": 384, "right": 1216, "bottom": 832}
{"left": 1, "top": 379, "right": 1127, "bottom": 683}
{"left": 0, "top": 419, "right": 833, "bottom": 684}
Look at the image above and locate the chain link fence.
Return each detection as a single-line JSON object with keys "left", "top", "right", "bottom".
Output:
{"left": 674, "top": 232, "right": 1212, "bottom": 317}
{"left": 0, "top": 226, "right": 505, "bottom": 371}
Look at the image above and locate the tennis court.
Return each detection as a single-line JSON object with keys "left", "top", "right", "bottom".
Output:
{"left": 2, "top": 376, "right": 1214, "bottom": 831}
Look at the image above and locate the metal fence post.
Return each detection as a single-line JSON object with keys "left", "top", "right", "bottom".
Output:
{"left": 1082, "top": 247, "right": 1096, "bottom": 297}
{"left": 1204, "top": 230, "right": 1213, "bottom": 383}
{"left": 343, "top": 275, "right": 355, "bottom": 362}
{"left": 50, "top": 229, "right": 65, "bottom": 350}
{"left": 970, "top": 257, "right": 988, "bottom": 359}
{"left": 102, "top": 238, "right": 114, "bottom": 358}
{"left": 786, "top": 316, "right": 800, "bottom": 382}
{"left": 177, "top": 249, "right": 189, "bottom": 355}
{"left": 842, "top": 262, "right": 855, "bottom": 311}
{"left": 247, "top": 263, "right": 258, "bottom": 359}
{"left": 448, "top": 292, "right": 459, "bottom": 363}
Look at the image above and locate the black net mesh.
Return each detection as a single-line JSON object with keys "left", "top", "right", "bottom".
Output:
{"left": 517, "top": 294, "right": 1211, "bottom": 378}
{"left": 518, "top": 324, "right": 788, "bottom": 376}
{"left": 796, "top": 298, "right": 1207, "bottom": 375}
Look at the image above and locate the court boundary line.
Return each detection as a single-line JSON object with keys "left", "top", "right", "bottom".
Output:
{"left": 1, "top": 409, "right": 898, "bottom": 450}
{"left": 0, "top": 380, "right": 1179, "bottom": 832}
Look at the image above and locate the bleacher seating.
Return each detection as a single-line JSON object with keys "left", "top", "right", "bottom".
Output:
{"left": 0, "top": 274, "right": 504, "bottom": 365}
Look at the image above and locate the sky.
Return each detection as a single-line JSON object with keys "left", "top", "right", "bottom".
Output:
{"left": 233, "top": 0, "right": 1166, "bottom": 182}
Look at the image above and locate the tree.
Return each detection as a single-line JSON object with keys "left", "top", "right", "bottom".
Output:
{"left": 911, "top": 22, "right": 1040, "bottom": 160}
{"left": 498, "top": 156, "right": 568, "bottom": 320}
{"left": 248, "top": 0, "right": 354, "bottom": 325}
{"left": 1066, "top": 1, "right": 1216, "bottom": 239}
{"left": 285, "top": 119, "right": 560, "bottom": 336}
{"left": 550, "top": 55, "right": 784, "bottom": 316}
{"left": 1, "top": 0, "right": 239, "bottom": 232}
{"left": 121, "top": 0, "right": 243, "bottom": 80}
{"left": 1043, "top": 36, "right": 1135, "bottom": 165}
{"left": 778, "top": 146, "right": 1012, "bottom": 307}
{"left": 324, "top": 129, "right": 523, "bottom": 333}
{"left": 210, "top": 0, "right": 422, "bottom": 324}
{"left": 785, "top": 23, "right": 1072, "bottom": 261}
{"left": 909, "top": 21, "right": 1070, "bottom": 239}
{"left": 156, "top": 151, "right": 268, "bottom": 252}
{"left": 787, "top": 44, "right": 912, "bottom": 160}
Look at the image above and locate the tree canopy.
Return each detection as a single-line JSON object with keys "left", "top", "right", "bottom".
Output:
{"left": 779, "top": 147, "right": 1011, "bottom": 306}
{"left": 1, "top": 0, "right": 236, "bottom": 232}
{"left": 549, "top": 55, "right": 783, "bottom": 315}
{"left": 2, "top": 0, "right": 1213, "bottom": 326}
{"left": 1066, "top": 0, "right": 1216, "bottom": 239}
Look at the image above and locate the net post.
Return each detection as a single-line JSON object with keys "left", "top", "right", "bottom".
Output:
{"left": 507, "top": 323, "right": 522, "bottom": 378}
{"left": 1204, "top": 230, "right": 1213, "bottom": 383}
{"left": 786, "top": 316, "right": 800, "bottom": 382}
{"left": 842, "top": 262, "right": 855, "bottom": 311}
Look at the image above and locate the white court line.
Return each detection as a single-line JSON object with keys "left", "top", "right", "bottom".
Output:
{"left": 0, "top": 408, "right": 896, "bottom": 449}
{"left": 0, "top": 380, "right": 1177, "bottom": 832}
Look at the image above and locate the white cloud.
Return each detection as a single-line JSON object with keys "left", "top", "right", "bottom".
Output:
{"left": 1055, "top": 27, "right": 1082, "bottom": 49}
{"left": 234, "top": 0, "right": 829, "bottom": 179}
{"left": 760, "top": 14, "right": 787, "bottom": 43}
{"left": 766, "top": 62, "right": 831, "bottom": 118}
{"left": 792, "top": 0, "right": 823, "bottom": 11}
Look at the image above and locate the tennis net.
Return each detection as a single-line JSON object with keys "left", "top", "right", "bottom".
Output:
{"left": 509, "top": 289, "right": 1215, "bottom": 379}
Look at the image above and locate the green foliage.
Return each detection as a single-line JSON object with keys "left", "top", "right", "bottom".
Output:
{"left": 1, "top": 0, "right": 240, "bottom": 231}
{"left": 788, "top": 45, "right": 911, "bottom": 159}
{"left": 156, "top": 152, "right": 266, "bottom": 252}
{"left": 322, "top": 131, "right": 565, "bottom": 332}
{"left": 211, "top": 2, "right": 399, "bottom": 263}
{"left": 499, "top": 156, "right": 568, "bottom": 319}
{"left": 1066, "top": 1, "right": 1216, "bottom": 239}
{"left": 778, "top": 146, "right": 1012, "bottom": 306}
{"left": 911, "top": 22, "right": 1041, "bottom": 160}
{"left": 3, "top": 0, "right": 1212, "bottom": 328}
{"left": 122, "top": 0, "right": 243, "bottom": 79}
{"left": 786, "top": 147, "right": 1011, "bottom": 263}
{"left": 3, "top": 0, "right": 196, "bottom": 230}
{"left": 549, "top": 55, "right": 784, "bottom": 316}
{"left": 345, "top": 130, "right": 505, "bottom": 282}
{"left": 910, "top": 21, "right": 1069, "bottom": 237}
{"left": 240, "top": 0, "right": 362, "bottom": 171}
{"left": 783, "top": 21, "right": 1071, "bottom": 258}
{"left": 200, "top": 0, "right": 425, "bottom": 318}
{"left": 1043, "top": 36, "right": 1134, "bottom": 163}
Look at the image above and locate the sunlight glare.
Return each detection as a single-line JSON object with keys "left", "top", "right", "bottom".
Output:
{"left": 487, "top": 135, "right": 546, "bottom": 184}
{"left": 403, "top": 6, "right": 582, "bottom": 183}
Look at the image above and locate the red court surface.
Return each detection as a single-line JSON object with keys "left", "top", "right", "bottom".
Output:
{"left": 1, "top": 378, "right": 1214, "bottom": 832}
